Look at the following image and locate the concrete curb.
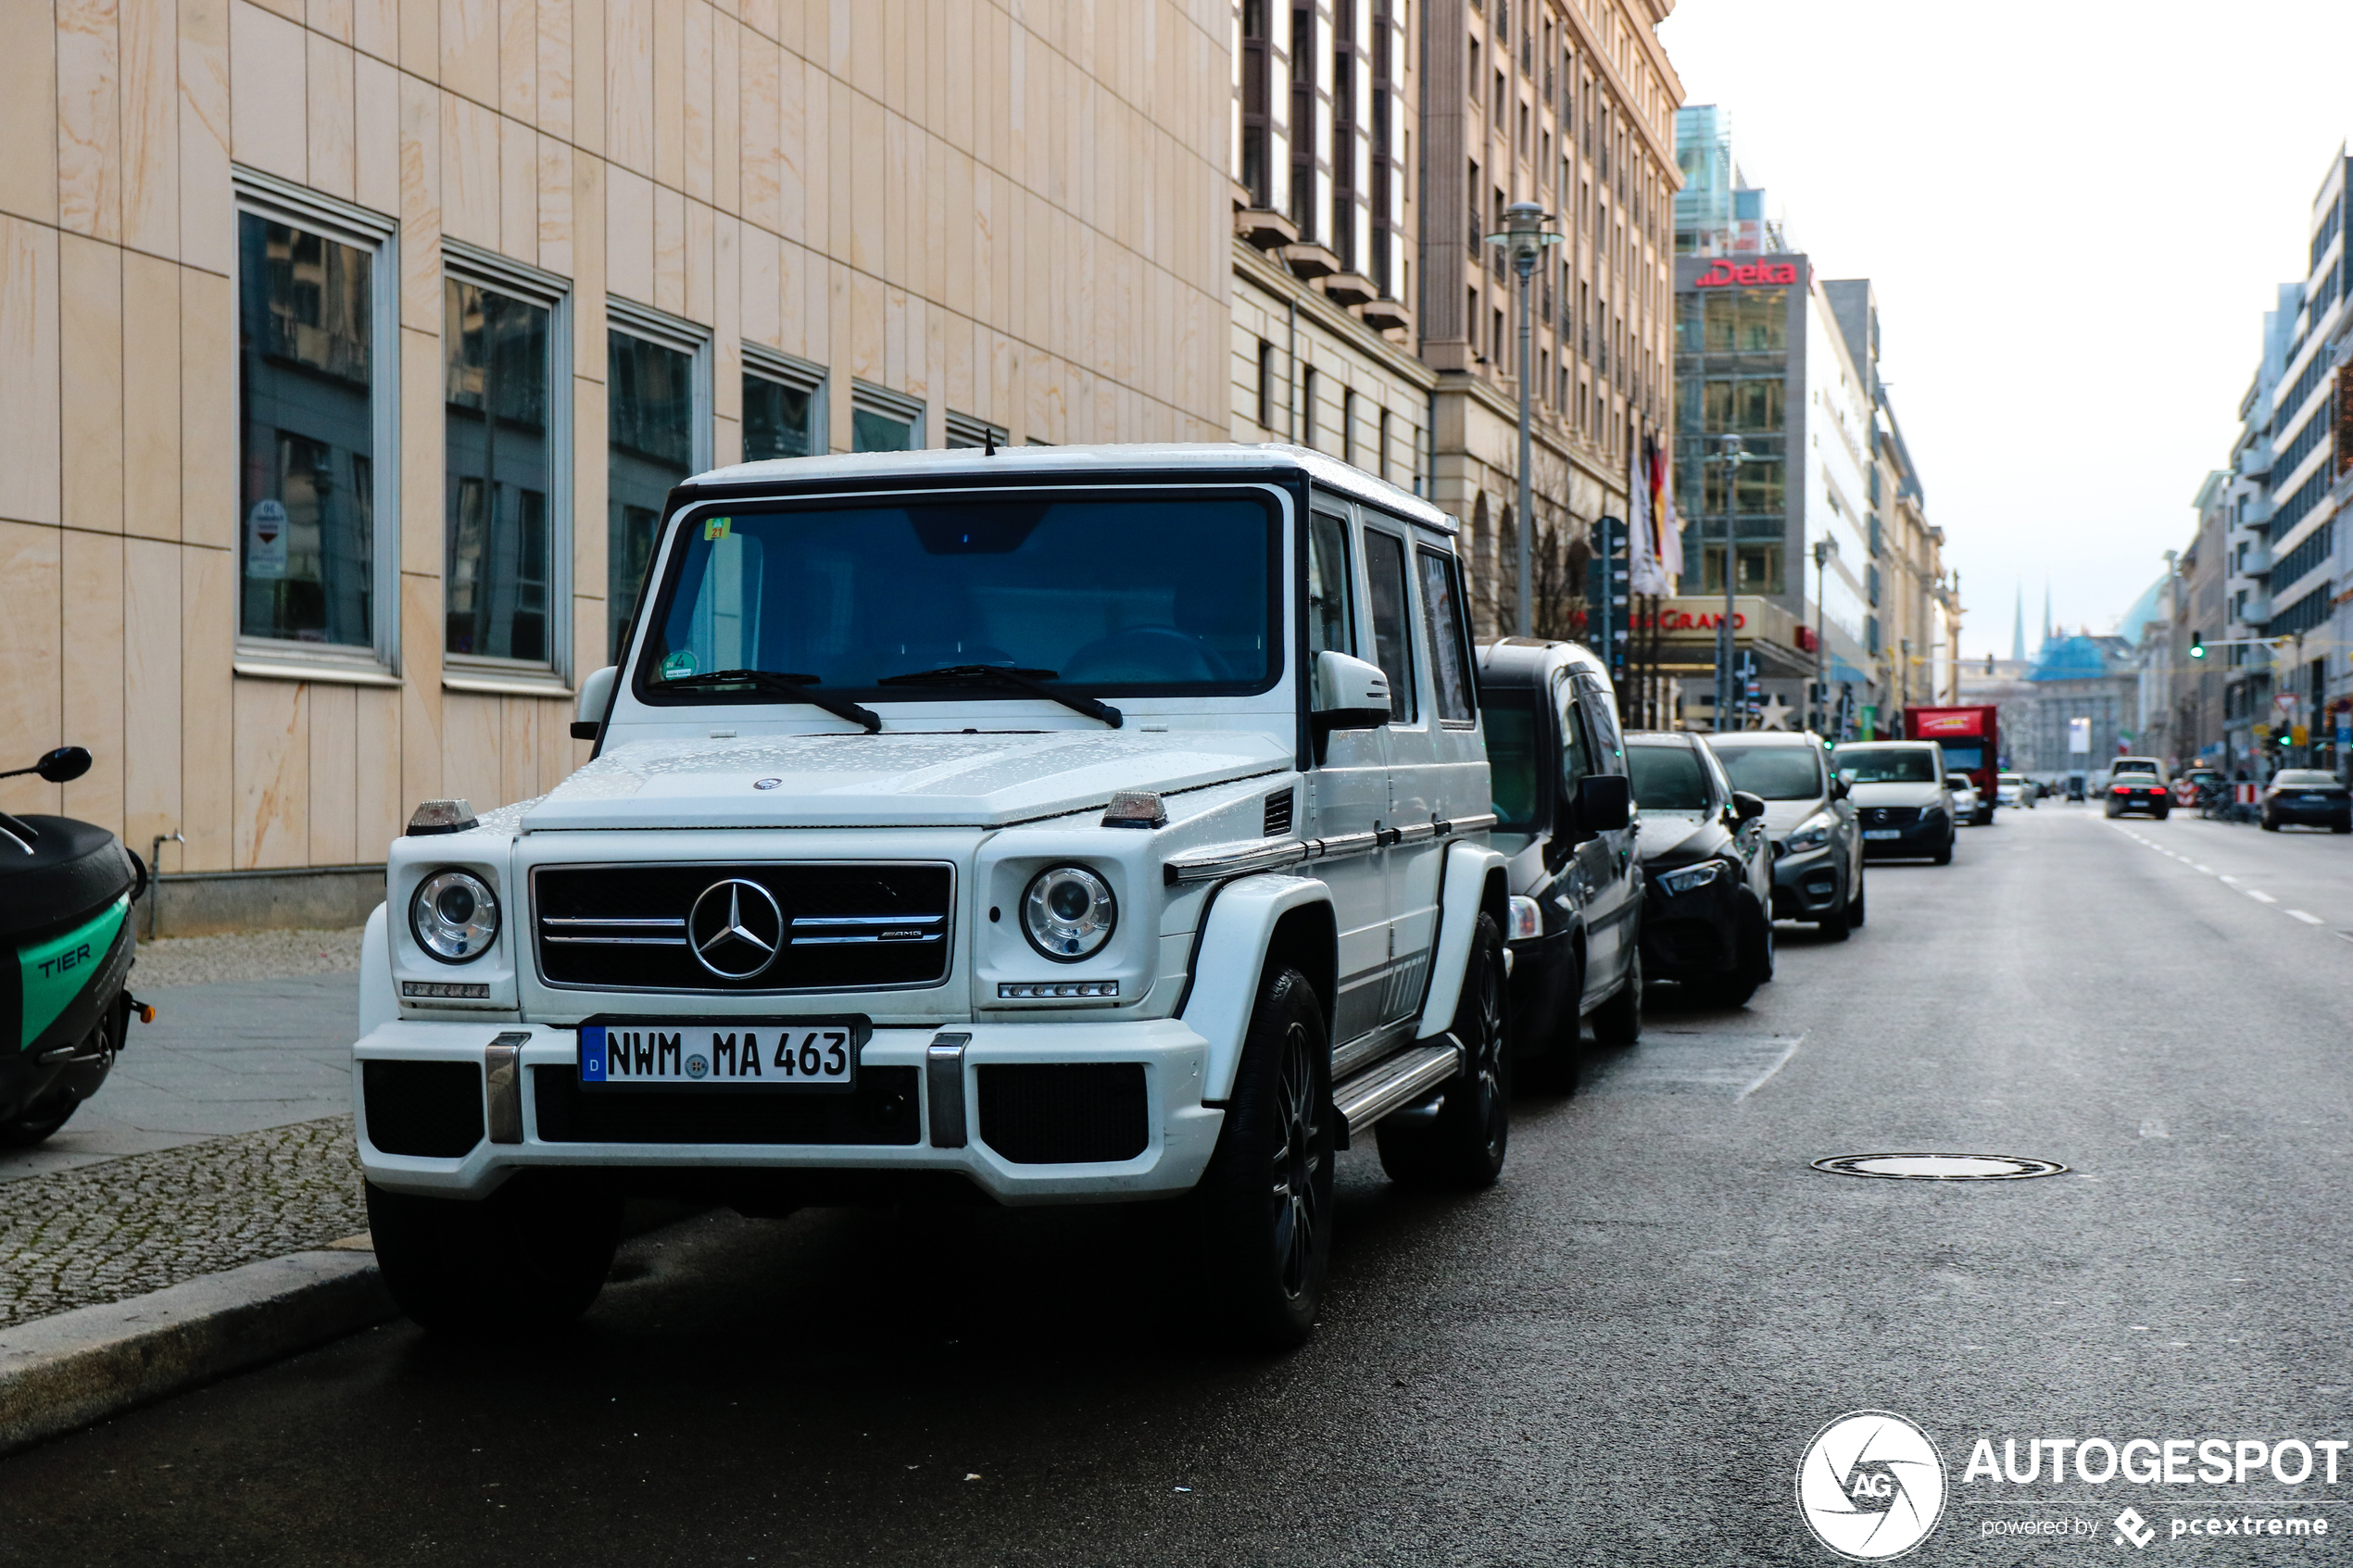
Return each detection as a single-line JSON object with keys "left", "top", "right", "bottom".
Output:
{"left": 0, "top": 1248, "right": 396, "bottom": 1458}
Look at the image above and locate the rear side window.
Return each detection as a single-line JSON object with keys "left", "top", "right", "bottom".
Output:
{"left": 1416, "top": 547, "right": 1475, "bottom": 724}
{"left": 1363, "top": 529, "right": 1416, "bottom": 723}
{"left": 1580, "top": 682, "right": 1625, "bottom": 769}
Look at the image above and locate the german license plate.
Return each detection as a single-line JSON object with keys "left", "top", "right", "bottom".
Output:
{"left": 577, "top": 1018, "right": 868, "bottom": 1091}
{"left": 1863, "top": 829, "right": 1900, "bottom": 840}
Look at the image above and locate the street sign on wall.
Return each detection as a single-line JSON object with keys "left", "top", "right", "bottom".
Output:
{"left": 2067, "top": 717, "right": 2091, "bottom": 755}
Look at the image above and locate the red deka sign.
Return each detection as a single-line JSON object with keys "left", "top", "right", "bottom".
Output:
{"left": 1692, "top": 259, "right": 1800, "bottom": 288}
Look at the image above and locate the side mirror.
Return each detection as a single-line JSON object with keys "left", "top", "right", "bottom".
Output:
{"left": 33, "top": 746, "right": 92, "bottom": 784}
{"left": 1312, "top": 650, "right": 1390, "bottom": 733}
{"left": 571, "top": 665, "right": 618, "bottom": 741}
{"left": 1829, "top": 774, "right": 1851, "bottom": 800}
{"left": 1730, "top": 790, "right": 1768, "bottom": 822}
{"left": 1577, "top": 772, "right": 1631, "bottom": 832}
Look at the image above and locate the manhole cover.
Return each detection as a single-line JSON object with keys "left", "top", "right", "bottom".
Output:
{"left": 1811, "top": 1153, "right": 2069, "bottom": 1181}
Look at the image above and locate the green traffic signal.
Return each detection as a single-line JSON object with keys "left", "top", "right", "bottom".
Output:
{"left": 2190, "top": 633, "right": 2205, "bottom": 659}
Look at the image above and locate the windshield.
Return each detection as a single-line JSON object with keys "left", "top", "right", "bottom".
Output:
{"left": 1629, "top": 744, "right": 1713, "bottom": 811}
{"left": 2275, "top": 771, "right": 2339, "bottom": 786}
{"left": 1485, "top": 692, "right": 1541, "bottom": 832}
{"left": 639, "top": 495, "right": 1279, "bottom": 699}
{"left": 1714, "top": 745, "right": 1824, "bottom": 800}
{"left": 1836, "top": 746, "right": 1939, "bottom": 784}
{"left": 2112, "top": 759, "right": 2158, "bottom": 774}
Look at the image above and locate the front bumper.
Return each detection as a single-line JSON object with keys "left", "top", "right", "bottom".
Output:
{"left": 355, "top": 1017, "right": 1223, "bottom": 1206}
{"left": 1859, "top": 815, "right": 1948, "bottom": 856}
{"left": 1768, "top": 844, "right": 1843, "bottom": 920}
{"left": 2267, "top": 799, "right": 2350, "bottom": 823}
{"left": 1640, "top": 872, "right": 1741, "bottom": 981}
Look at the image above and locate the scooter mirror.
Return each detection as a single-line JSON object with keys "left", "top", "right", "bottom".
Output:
{"left": 34, "top": 746, "right": 92, "bottom": 784}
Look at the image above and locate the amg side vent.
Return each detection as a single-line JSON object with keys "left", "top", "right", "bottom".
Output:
{"left": 1263, "top": 787, "right": 1295, "bottom": 838}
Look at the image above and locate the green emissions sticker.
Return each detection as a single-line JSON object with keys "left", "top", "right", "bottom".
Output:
{"left": 19, "top": 895, "right": 127, "bottom": 1049}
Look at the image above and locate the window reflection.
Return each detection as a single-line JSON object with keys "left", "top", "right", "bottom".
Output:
{"left": 743, "top": 373, "right": 814, "bottom": 461}
{"left": 239, "top": 215, "right": 376, "bottom": 647}
{"left": 444, "top": 280, "right": 552, "bottom": 661}
{"left": 1699, "top": 286, "right": 1787, "bottom": 352}
{"left": 609, "top": 331, "right": 698, "bottom": 659}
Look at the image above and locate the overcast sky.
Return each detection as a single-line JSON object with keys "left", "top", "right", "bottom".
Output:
{"left": 1655, "top": 0, "right": 2353, "bottom": 659}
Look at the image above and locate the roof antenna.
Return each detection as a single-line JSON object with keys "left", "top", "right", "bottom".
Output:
{"left": 983, "top": 427, "right": 996, "bottom": 457}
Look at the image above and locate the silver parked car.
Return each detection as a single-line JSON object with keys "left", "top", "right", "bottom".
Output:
{"left": 1708, "top": 730, "right": 1865, "bottom": 940}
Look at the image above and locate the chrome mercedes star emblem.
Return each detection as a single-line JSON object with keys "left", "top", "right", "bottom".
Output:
{"left": 686, "top": 878, "right": 785, "bottom": 980}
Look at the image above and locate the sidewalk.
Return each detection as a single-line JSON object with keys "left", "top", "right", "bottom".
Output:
{"left": 0, "top": 927, "right": 390, "bottom": 1454}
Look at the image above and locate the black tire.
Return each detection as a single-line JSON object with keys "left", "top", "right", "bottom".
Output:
{"left": 1694, "top": 902, "right": 1771, "bottom": 1010}
{"left": 1589, "top": 946, "right": 1643, "bottom": 1047}
{"left": 1192, "top": 965, "right": 1333, "bottom": 1349}
{"left": 2334, "top": 822, "right": 2351, "bottom": 834}
{"left": 1848, "top": 869, "right": 1867, "bottom": 926}
{"left": 2261, "top": 814, "right": 2280, "bottom": 832}
{"left": 1378, "top": 912, "right": 1509, "bottom": 1191}
{"left": 2154, "top": 807, "right": 2170, "bottom": 821}
{"left": 1523, "top": 947, "right": 1586, "bottom": 1095}
{"left": 1816, "top": 873, "right": 1854, "bottom": 942}
{"left": 1931, "top": 832, "right": 1955, "bottom": 866}
{"left": 366, "top": 1178, "right": 622, "bottom": 1336}
{"left": 2103, "top": 802, "right": 2119, "bottom": 819}
{"left": 0, "top": 1095, "right": 80, "bottom": 1149}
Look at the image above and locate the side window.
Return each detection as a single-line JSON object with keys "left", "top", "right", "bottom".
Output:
{"left": 1581, "top": 681, "right": 1626, "bottom": 771}
{"left": 1308, "top": 511, "right": 1354, "bottom": 657}
{"left": 1416, "top": 546, "right": 1476, "bottom": 724}
{"left": 1699, "top": 744, "right": 1734, "bottom": 807}
{"left": 1558, "top": 683, "right": 1594, "bottom": 788}
{"left": 1363, "top": 529, "right": 1418, "bottom": 723}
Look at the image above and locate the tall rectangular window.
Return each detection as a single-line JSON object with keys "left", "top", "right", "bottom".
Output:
{"left": 744, "top": 373, "right": 817, "bottom": 461}
{"left": 609, "top": 320, "right": 705, "bottom": 659}
{"left": 1239, "top": 0, "right": 1272, "bottom": 207}
{"left": 445, "top": 277, "right": 555, "bottom": 664}
{"left": 237, "top": 206, "right": 391, "bottom": 657}
{"left": 1290, "top": 6, "right": 1315, "bottom": 240}
{"left": 1300, "top": 365, "right": 1319, "bottom": 449}
{"left": 1256, "top": 339, "right": 1276, "bottom": 427}
{"left": 850, "top": 383, "right": 922, "bottom": 451}
{"left": 1342, "top": 387, "right": 1357, "bottom": 467}
{"left": 1378, "top": 407, "right": 1391, "bottom": 483}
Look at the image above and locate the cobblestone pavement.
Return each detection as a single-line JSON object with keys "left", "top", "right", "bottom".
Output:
{"left": 131, "top": 925, "right": 365, "bottom": 988}
{"left": 0, "top": 1116, "right": 364, "bottom": 1327}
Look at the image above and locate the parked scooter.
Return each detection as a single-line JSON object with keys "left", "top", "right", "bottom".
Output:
{"left": 0, "top": 746, "right": 153, "bottom": 1147}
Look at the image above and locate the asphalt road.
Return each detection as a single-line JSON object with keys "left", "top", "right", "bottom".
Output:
{"left": 5, "top": 803, "right": 2352, "bottom": 1566}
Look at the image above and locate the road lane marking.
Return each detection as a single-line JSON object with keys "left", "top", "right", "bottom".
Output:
{"left": 2289, "top": 909, "right": 2325, "bottom": 924}
{"left": 2244, "top": 890, "right": 2278, "bottom": 903}
{"left": 1587, "top": 1033, "right": 1805, "bottom": 1100}
{"left": 2196, "top": 864, "right": 2215, "bottom": 873}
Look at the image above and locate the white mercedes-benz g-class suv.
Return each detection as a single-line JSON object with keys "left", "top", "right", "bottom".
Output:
{"left": 355, "top": 444, "right": 1509, "bottom": 1346}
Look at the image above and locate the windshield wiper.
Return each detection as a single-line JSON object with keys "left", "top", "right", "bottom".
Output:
{"left": 651, "top": 669, "right": 881, "bottom": 734}
{"left": 874, "top": 664, "right": 1122, "bottom": 729}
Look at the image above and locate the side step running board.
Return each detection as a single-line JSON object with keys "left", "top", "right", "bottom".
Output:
{"left": 1332, "top": 1035, "right": 1462, "bottom": 1142}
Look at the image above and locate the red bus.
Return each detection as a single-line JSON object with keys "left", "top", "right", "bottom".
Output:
{"left": 1904, "top": 706, "right": 1999, "bottom": 825}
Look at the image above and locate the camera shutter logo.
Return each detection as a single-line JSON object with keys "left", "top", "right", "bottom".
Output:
{"left": 687, "top": 879, "right": 785, "bottom": 980}
{"left": 1795, "top": 1410, "right": 1946, "bottom": 1561}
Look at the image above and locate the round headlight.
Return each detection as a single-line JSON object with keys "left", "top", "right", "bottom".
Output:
{"left": 411, "top": 869, "right": 499, "bottom": 963}
{"left": 1021, "top": 865, "right": 1116, "bottom": 962}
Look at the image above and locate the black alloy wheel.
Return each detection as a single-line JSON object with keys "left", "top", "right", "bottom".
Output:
{"left": 1378, "top": 912, "right": 1510, "bottom": 1190}
{"left": 368, "top": 1177, "right": 623, "bottom": 1335}
{"left": 1524, "top": 946, "right": 1587, "bottom": 1093}
{"left": 1194, "top": 965, "right": 1333, "bottom": 1348}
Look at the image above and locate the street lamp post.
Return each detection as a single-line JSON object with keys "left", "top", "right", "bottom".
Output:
{"left": 1811, "top": 536, "right": 1838, "bottom": 734}
{"left": 1703, "top": 434, "right": 1757, "bottom": 729}
{"left": 1490, "top": 202, "right": 1563, "bottom": 637}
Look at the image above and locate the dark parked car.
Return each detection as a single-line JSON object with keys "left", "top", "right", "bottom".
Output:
{"left": 1625, "top": 732, "right": 1775, "bottom": 1008}
{"left": 1707, "top": 729, "right": 1865, "bottom": 938}
{"left": 1834, "top": 740, "right": 1957, "bottom": 864}
{"left": 2104, "top": 756, "right": 2171, "bottom": 819}
{"left": 1479, "top": 639, "right": 1644, "bottom": 1085}
{"left": 2259, "top": 769, "right": 2353, "bottom": 832}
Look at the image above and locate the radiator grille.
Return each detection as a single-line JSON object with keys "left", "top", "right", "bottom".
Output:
{"left": 975, "top": 1063, "right": 1150, "bottom": 1164}
{"left": 1262, "top": 787, "right": 1295, "bottom": 838}
{"left": 534, "top": 862, "right": 952, "bottom": 993}
{"left": 531, "top": 1065, "right": 921, "bottom": 1145}
{"left": 1859, "top": 806, "right": 1921, "bottom": 828}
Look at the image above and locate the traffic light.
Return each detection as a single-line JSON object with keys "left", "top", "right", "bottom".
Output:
{"left": 2190, "top": 632, "right": 2205, "bottom": 659}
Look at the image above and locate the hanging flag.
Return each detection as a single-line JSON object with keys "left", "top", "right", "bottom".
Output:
{"left": 1628, "top": 439, "right": 1668, "bottom": 596}
{"left": 1654, "top": 439, "right": 1683, "bottom": 579}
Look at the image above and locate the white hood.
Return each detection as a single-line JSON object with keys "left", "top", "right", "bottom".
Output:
{"left": 1636, "top": 812, "right": 1714, "bottom": 861}
{"left": 1849, "top": 781, "right": 1944, "bottom": 809}
{"left": 517, "top": 730, "right": 1294, "bottom": 832}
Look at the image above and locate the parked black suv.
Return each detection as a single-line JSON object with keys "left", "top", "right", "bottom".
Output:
{"left": 1479, "top": 639, "right": 1643, "bottom": 1086}
{"left": 1625, "top": 732, "right": 1776, "bottom": 1008}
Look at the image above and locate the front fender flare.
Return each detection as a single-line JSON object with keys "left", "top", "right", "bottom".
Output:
{"left": 1415, "top": 842, "right": 1509, "bottom": 1038}
{"left": 1177, "top": 872, "right": 1331, "bottom": 1103}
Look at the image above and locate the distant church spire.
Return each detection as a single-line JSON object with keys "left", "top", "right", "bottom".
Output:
{"left": 2011, "top": 583, "right": 2025, "bottom": 662}
{"left": 2041, "top": 582, "right": 2052, "bottom": 650}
